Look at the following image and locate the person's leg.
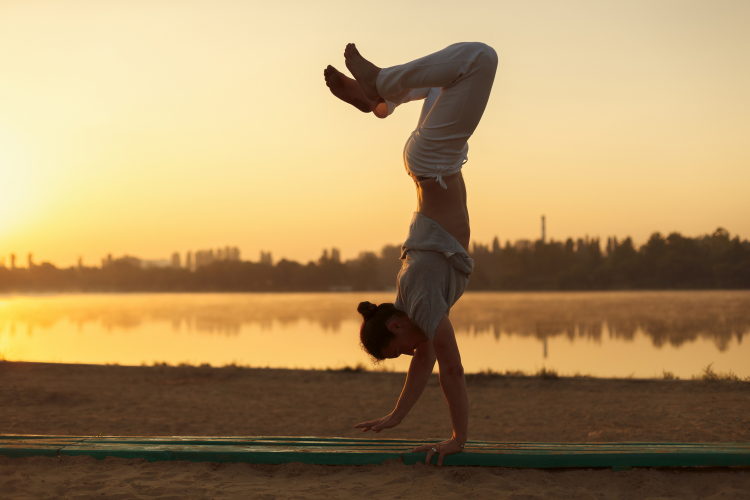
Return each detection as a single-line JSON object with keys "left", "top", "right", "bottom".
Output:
{"left": 345, "top": 42, "right": 497, "bottom": 106}
{"left": 415, "top": 87, "right": 441, "bottom": 130}
{"left": 402, "top": 44, "right": 497, "bottom": 170}
{"left": 347, "top": 43, "right": 497, "bottom": 181}
{"left": 346, "top": 42, "right": 497, "bottom": 186}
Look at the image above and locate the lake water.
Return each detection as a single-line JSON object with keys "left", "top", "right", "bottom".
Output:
{"left": 0, "top": 291, "right": 748, "bottom": 379}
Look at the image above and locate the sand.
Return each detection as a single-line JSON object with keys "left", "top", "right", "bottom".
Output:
{"left": 2, "top": 361, "right": 749, "bottom": 499}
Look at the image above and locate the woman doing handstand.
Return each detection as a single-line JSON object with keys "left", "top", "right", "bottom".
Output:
{"left": 323, "top": 42, "right": 497, "bottom": 466}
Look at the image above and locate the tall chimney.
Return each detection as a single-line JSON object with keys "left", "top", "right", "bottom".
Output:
{"left": 541, "top": 215, "right": 546, "bottom": 243}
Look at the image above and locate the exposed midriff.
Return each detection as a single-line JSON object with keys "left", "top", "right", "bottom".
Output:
{"left": 412, "top": 171, "right": 470, "bottom": 251}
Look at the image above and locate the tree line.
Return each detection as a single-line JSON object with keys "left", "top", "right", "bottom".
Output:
{"left": 1, "top": 228, "right": 748, "bottom": 292}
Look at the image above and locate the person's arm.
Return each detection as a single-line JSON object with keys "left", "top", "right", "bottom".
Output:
{"left": 434, "top": 314, "right": 468, "bottom": 444}
{"left": 392, "top": 340, "right": 437, "bottom": 421}
{"left": 353, "top": 340, "right": 436, "bottom": 432}
{"left": 411, "top": 314, "right": 467, "bottom": 466}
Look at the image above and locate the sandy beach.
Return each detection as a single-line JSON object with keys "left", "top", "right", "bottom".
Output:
{"left": 2, "top": 361, "right": 749, "bottom": 498}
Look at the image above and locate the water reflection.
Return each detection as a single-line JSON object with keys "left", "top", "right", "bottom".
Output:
{"left": 1, "top": 291, "right": 749, "bottom": 377}
{"left": 451, "top": 291, "right": 749, "bottom": 352}
{"left": 1, "top": 291, "right": 747, "bottom": 350}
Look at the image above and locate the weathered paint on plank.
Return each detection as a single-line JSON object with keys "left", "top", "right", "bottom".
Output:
{"left": 1, "top": 435, "right": 748, "bottom": 468}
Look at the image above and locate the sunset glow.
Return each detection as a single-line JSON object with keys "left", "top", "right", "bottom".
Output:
{"left": 1, "top": 0, "right": 748, "bottom": 266}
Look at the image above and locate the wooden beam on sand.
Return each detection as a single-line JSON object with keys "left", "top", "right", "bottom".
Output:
{"left": 1, "top": 435, "right": 749, "bottom": 469}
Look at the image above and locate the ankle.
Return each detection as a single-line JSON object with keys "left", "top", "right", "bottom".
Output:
{"left": 373, "top": 99, "right": 388, "bottom": 118}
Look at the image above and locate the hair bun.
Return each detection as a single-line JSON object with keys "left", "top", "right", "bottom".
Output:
{"left": 357, "top": 301, "right": 378, "bottom": 321}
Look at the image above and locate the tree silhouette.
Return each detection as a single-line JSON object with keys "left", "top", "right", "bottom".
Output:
{"left": 1, "top": 229, "right": 748, "bottom": 292}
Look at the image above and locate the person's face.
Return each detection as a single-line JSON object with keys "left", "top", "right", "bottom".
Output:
{"left": 382, "top": 337, "right": 419, "bottom": 359}
{"left": 381, "top": 317, "right": 425, "bottom": 359}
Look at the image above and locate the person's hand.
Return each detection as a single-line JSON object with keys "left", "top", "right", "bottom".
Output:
{"left": 412, "top": 438, "right": 464, "bottom": 466}
{"left": 353, "top": 412, "right": 401, "bottom": 433}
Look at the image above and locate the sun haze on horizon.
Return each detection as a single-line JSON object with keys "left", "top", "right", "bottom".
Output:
{"left": 1, "top": 0, "right": 748, "bottom": 267}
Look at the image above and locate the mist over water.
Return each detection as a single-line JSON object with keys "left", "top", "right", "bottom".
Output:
{"left": 0, "top": 291, "right": 748, "bottom": 378}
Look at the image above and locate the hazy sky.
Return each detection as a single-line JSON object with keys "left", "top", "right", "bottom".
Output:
{"left": 1, "top": 0, "right": 748, "bottom": 267}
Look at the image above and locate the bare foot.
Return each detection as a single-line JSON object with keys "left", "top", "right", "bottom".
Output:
{"left": 324, "top": 65, "right": 380, "bottom": 113}
{"left": 344, "top": 43, "right": 381, "bottom": 101}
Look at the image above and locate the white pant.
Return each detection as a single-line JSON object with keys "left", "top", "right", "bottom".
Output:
{"left": 377, "top": 42, "right": 498, "bottom": 189}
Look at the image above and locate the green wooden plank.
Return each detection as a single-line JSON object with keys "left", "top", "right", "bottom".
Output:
{"left": 0, "top": 446, "right": 62, "bottom": 459}
{"left": 1, "top": 435, "right": 749, "bottom": 468}
{"left": 0, "top": 436, "right": 85, "bottom": 457}
{"left": 81, "top": 437, "right": 434, "bottom": 449}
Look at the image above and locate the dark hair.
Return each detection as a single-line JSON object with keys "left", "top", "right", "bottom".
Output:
{"left": 357, "top": 301, "right": 403, "bottom": 360}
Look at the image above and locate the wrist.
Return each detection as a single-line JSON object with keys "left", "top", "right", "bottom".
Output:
{"left": 451, "top": 435, "right": 466, "bottom": 448}
{"left": 391, "top": 409, "right": 406, "bottom": 423}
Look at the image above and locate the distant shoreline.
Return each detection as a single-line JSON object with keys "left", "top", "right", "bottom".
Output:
{"left": 3, "top": 228, "right": 749, "bottom": 292}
